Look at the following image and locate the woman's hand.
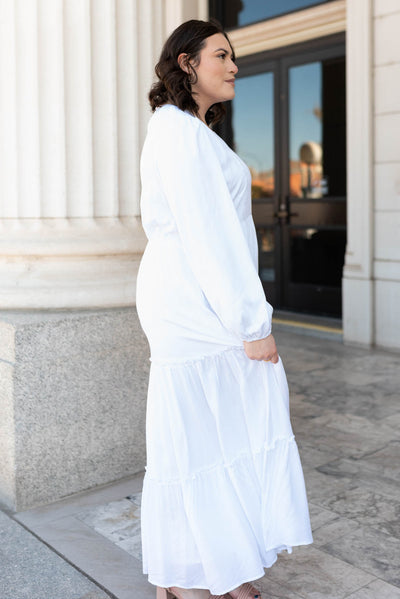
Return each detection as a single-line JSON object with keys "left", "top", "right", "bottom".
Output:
{"left": 243, "top": 334, "right": 279, "bottom": 363}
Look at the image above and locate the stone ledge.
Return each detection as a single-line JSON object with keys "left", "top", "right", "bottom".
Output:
{"left": 0, "top": 307, "right": 149, "bottom": 511}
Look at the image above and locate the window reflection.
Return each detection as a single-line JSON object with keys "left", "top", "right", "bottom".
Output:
{"left": 232, "top": 72, "right": 274, "bottom": 199}
{"left": 219, "top": 0, "right": 335, "bottom": 29}
{"left": 257, "top": 228, "right": 275, "bottom": 282}
{"left": 289, "top": 62, "right": 325, "bottom": 199}
{"left": 289, "top": 58, "right": 346, "bottom": 198}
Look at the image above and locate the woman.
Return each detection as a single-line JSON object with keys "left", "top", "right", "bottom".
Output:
{"left": 136, "top": 19, "right": 313, "bottom": 599}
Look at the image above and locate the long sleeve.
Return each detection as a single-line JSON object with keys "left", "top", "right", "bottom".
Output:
{"left": 152, "top": 106, "right": 273, "bottom": 342}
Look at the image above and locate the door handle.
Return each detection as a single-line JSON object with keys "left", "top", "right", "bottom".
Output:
{"left": 273, "top": 210, "right": 299, "bottom": 219}
{"left": 274, "top": 196, "right": 298, "bottom": 221}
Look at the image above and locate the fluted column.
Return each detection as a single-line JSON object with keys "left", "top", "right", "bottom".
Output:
{"left": 0, "top": 0, "right": 18, "bottom": 218}
{"left": 38, "top": 0, "right": 67, "bottom": 217}
{"left": 164, "top": 0, "right": 208, "bottom": 35}
{"left": 91, "top": 0, "right": 119, "bottom": 218}
{"left": 0, "top": 0, "right": 167, "bottom": 309}
{"left": 15, "top": 0, "right": 41, "bottom": 218}
{"left": 64, "top": 0, "right": 93, "bottom": 218}
{"left": 116, "top": 0, "right": 141, "bottom": 217}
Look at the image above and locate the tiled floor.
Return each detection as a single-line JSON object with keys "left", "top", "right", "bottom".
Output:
{"left": 15, "top": 330, "right": 400, "bottom": 599}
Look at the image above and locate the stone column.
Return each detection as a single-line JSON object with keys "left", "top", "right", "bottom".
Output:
{"left": 373, "top": 0, "right": 400, "bottom": 349}
{"left": 0, "top": 0, "right": 170, "bottom": 511}
{"left": 164, "top": 0, "right": 208, "bottom": 34}
{"left": 0, "top": 0, "right": 167, "bottom": 309}
{"left": 342, "top": 0, "right": 374, "bottom": 346}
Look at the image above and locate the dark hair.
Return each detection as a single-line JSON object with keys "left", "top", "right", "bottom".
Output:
{"left": 149, "top": 19, "right": 235, "bottom": 126}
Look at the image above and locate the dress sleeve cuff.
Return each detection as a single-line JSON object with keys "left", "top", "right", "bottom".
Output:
{"left": 241, "top": 326, "right": 271, "bottom": 342}
{"left": 240, "top": 302, "right": 273, "bottom": 342}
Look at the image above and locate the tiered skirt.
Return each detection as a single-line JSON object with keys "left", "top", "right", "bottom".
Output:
{"left": 140, "top": 347, "right": 313, "bottom": 595}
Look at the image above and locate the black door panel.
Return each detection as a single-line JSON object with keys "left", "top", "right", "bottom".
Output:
{"left": 220, "top": 37, "right": 346, "bottom": 317}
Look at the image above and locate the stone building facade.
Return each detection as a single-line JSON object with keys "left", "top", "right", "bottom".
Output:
{"left": 0, "top": 0, "right": 398, "bottom": 511}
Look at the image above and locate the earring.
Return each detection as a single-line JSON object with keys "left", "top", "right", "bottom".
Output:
{"left": 187, "top": 66, "right": 195, "bottom": 85}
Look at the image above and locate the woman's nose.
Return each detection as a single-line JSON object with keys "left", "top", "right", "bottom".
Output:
{"left": 230, "top": 60, "right": 238, "bottom": 74}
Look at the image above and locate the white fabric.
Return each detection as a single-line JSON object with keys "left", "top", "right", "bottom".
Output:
{"left": 136, "top": 104, "right": 313, "bottom": 595}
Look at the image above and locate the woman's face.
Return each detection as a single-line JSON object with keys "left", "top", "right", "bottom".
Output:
{"left": 185, "top": 33, "right": 238, "bottom": 111}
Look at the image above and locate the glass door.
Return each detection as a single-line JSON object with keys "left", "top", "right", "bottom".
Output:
{"left": 281, "top": 51, "right": 346, "bottom": 315}
{"left": 229, "top": 64, "right": 279, "bottom": 307}
{"left": 223, "top": 38, "right": 346, "bottom": 316}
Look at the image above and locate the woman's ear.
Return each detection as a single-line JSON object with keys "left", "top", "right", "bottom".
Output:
{"left": 177, "top": 53, "right": 190, "bottom": 74}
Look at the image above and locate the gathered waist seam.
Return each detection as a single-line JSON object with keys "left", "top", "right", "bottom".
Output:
{"left": 150, "top": 345, "right": 245, "bottom": 366}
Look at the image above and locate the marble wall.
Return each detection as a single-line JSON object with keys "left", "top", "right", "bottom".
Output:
{"left": 343, "top": 0, "right": 400, "bottom": 350}
{"left": 373, "top": 0, "right": 400, "bottom": 349}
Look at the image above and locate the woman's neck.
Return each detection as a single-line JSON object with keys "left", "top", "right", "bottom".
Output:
{"left": 194, "top": 95, "right": 210, "bottom": 125}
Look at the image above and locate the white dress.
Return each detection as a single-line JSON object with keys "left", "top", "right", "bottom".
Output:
{"left": 136, "top": 104, "right": 313, "bottom": 595}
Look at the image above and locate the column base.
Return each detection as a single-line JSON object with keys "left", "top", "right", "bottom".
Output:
{"left": 0, "top": 217, "right": 147, "bottom": 309}
{"left": 375, "top": 279, "right": 400, "bottom": 350}
{"left": 342, "top": 275, "right": 374, "bottom": 347}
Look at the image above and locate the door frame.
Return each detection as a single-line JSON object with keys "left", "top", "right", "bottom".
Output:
{"left": 220, "top": 32, "right": 346, "bottom": 314}
{"left": 280, "top": 42, "right": 346, "bottom": 315}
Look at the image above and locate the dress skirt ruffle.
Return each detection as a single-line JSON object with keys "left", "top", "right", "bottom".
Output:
{"left": 140, "top": 348, "right": 313, "bottom": 595}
